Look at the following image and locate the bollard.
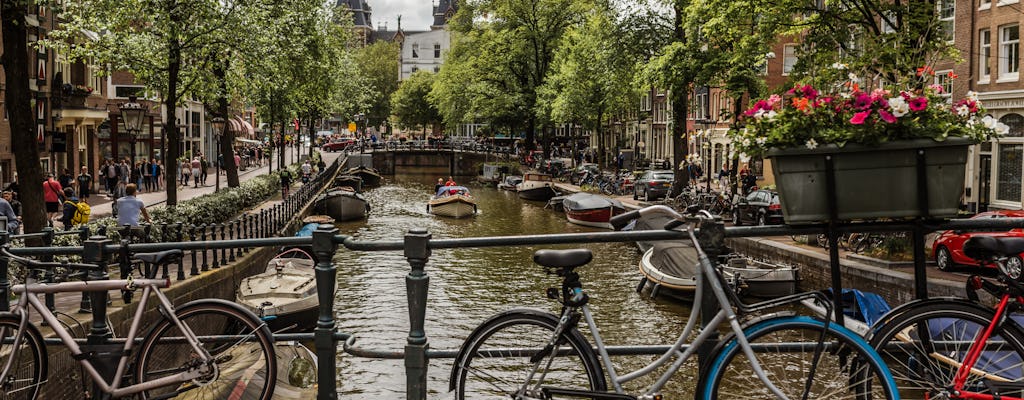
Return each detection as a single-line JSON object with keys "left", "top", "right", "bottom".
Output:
{"left": 211, "top": 225, "right": 219, "bottom": 269}
{"left": 41, "top": 227, "right": 55, "bottom": 312}
{"left": 83, "top": 235, "right": 114, "bottom": 397}
{"left": 404, "top": 229, "right": 432, "bottom": 400}
{"left": 0, "top": 216, "right": 9, "bottom": 311}
{"left": 200, "top": 224, "right": 210, "bottom": 271}
{"left": 78, "top": 227, "right": 92, "bottom": 313}
{"left": 189, "top": 225, "right": 199, "bottom": 276}
{"left": 312, "top": 224, "right": 339, "bottom": 400}
{"left": 174, "top": 223, "right": 185, "bottom": 280}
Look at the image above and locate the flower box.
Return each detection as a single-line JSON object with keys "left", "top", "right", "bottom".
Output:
{"left": 67, "top": 94, "right": 88, "bottom": 108}
{"left": 768, "top": 137, "right": 970, "bottom": 224}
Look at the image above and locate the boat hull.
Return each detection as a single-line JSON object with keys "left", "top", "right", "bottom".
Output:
{"left": 562, "top": 193, "right": 624, "bottom": 229}
{"left": 517, "top": 186, "right": 557, "bottom": 201}
{"left": 344, "top": 166, "right": 382, "bottom": 187}
{"left": 428, "top": 195, "right": 477, "bottom": 218}
{"left": 317, "top": 189, "right": 369, "bottom": 222}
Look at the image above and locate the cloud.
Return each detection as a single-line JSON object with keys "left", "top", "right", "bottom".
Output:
{"left": 369, "top": 0, "right": 433, "bottom": 31}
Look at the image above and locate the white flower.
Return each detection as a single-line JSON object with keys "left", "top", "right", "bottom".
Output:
{"left": 832, "top": 62, "right": 847, "bottom": 70}
{"left": 887, "top": 97, "right": 909, "bottom": 117}
{"left": 967, "top": 91, "right": 979, "bottom": 102}
{"left": 956, "top": 105, "right": 970, "bottom": 117}
{"left": 805, "top": 139, "right": 819, "bottom": 149}
{"left": 753, "top": 109, "right": 766, "bottom": 119}
{"left": 848, "top": 73, "right": 861, "bottom": 83}
{"left": 764, "top": 110, "right": 778, "bottom": 121}
{"left": 966, "top": 117, "right": 977, "bottom": 127}
{"left": 982, "top": 115, "right": 998, "bottom": 129}
{"left": 996, "top": 122, "right": 1010, "bottom": 136}
{"left": 742, "top": 138, "right": 751, "bottom": 146}
{"left": 755, "top": 137, "right": 767, "bottom": 146}
{"left": 739, "top": 153, "right": 751, "bottom": 162}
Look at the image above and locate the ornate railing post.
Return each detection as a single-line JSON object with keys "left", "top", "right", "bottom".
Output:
{"left": 219, "top": 224, "right": 227, "bottom": 266}
{"left": 0, "top": 216, "right": 9, "bottom": 311}
{"left": 174, "top": 223, "right": 185, "bottom": 280}
{"left": 78, "top": 227, "right": 92, "bottom": 312}
{"left": 404, "top": 228, "right": 431, "bottom": 400}
{"left": 41, "top": 227, "right": 55, "bottom": 311}
{"left": 83, "top": 235, "right": 112, "bottom": 343}
{"left": 188, "top": 225, "right": 199, "bottom": 276}
{"left": 312, "top": 224, "right": 339, "bottom": 400}
{"left": 200, "top": 224, "right": 210, "bottom": 271}
{"left": 228, "top": 221, "right": 237, "bottom": 261}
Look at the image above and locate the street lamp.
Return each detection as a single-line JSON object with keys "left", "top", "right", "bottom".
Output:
{"left": 119, "top": 96, "right": 146, "bottom": 164}
{"left": 211, "top": 116, "right": 226, "bottom": 191}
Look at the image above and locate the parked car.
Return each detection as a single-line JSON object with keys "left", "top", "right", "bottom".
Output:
{"left": 732, "top": 189, "right": 783, "bottom": 226}
{"left": 933, "top": 210, "right": 1024, "bottom": 272}
{"left": 633, "top": 170, "right": 674, "bottom": 201}
{"left": 322, "top": 139, "right": 356, "bottom": 152}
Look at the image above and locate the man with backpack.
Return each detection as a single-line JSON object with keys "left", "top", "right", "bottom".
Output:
{"left": 59, "top": 188, "right": 90, "bottom": 230}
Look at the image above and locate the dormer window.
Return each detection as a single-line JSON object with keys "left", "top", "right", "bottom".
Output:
{"left": 412, "top": 44, "right": 419, "bottom": 58}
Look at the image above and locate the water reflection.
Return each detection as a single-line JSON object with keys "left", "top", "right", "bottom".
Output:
{"left": 332, "top": 173, "right": 695, "bottom": 397}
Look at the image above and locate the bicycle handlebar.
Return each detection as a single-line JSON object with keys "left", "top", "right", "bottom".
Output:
{"left": 0, "top": 247, "right": 103, "bottom": 272}
{"left": 611, "top": 205, "right": 700, "bottom": 231}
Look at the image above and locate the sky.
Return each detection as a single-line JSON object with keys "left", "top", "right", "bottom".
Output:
{"left": 368, "top": 0, "right": 435, "bottom": 32}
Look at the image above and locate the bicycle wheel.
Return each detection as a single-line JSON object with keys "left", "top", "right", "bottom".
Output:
{"left": 450, "top": 309, "right": 606, "bottom": 399}
{"left": 136, "top": 300, "right": 276, "bottom": 400}
{"left": 869, "top": 300, "right": 1024, "bottom": 400}
{"left": 701, "top": 315, "right": 897, "bottom": 399}
{"left": 0, "top": 316, "right": 45, "bottom": 400}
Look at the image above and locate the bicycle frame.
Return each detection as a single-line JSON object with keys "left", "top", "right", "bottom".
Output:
{"left": 2, "top": 277, "right": 214, "bottom": 398}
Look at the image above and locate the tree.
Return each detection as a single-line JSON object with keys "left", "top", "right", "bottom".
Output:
{"left": 391, "top": 71, "right": 442, "bottom": 137}
{"left": 1, "top": 1, "right": 47, "bottom": 233}
{"left": 355, "top": 41, "right": 400, "bottom": 136}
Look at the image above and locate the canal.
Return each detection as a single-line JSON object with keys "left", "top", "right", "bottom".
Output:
{"left": 330, "top": 172, "right": 699, "bottom": 397}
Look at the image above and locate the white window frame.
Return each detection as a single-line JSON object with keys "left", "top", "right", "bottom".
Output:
{"left": 938, "top": 0, "right": 955, "bottom": 42}
{"left": 434, "top": 43, "right": 441, "bottom": 58}
{"left": 1000, "top": 24, "right": 1020, "bottom": 82}
{"left": 980, "top": 0, "right": 992, "bottom": 9}
{"left": 980, "top": 29, "right": 992, "bottom": 83}
{"left": 934, "top": 70, "right": 953, "bottom": 102}
{"left": 782, "top": 44, "right": 797, "bottom": 75}
{"left": 998, "top": 0, "right": 1020, "bottom": 6}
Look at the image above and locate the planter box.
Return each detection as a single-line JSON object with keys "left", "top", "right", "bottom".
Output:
{"left": 67, "top": 94, "right": 88, "bottom": 108}
{"left": 767, "top": 138, "right": 970, "bottom": 224}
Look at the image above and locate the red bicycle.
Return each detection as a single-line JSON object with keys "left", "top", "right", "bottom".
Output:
{"left": 869, "top": 235, "right": 1024, "bottom": 400}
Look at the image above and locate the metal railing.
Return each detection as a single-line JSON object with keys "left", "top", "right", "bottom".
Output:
{"left": 3, "top": 207, "right": 1024, "bottom": 399}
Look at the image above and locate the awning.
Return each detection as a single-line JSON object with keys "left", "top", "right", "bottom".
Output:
{"left": 227, "top": 116, "right": 255, "bottom": 137}
{"left": 235, "top": 138, "right": 262, "bottom": 145}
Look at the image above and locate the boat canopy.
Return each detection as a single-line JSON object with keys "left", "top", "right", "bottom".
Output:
{"left": 562, "top": 192, "right": 624, "bottom": 211}
{"left": 436, "top": 186, "right": 470, "bottom": 197}
{"left": 650, "top": 241, "right": 699, "bottom": 281}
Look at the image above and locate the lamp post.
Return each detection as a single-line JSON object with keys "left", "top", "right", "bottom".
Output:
{"left": 119, "top": 96, "right": 145, "bottom": 164}
{"left": 636, "top": 141, "right": 646, "bottom": 170}
{"left": 211, "top": 116, "right": 226, "bottom": 191}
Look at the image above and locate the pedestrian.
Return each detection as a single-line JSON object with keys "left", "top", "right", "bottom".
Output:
{"left": 105, "top": 160, "right": 118, "bottom": 196}
{"left": 717, "top": 163, "right": 730, "bottom": 192}
{"left": 59, "top": 188, "right": 77, "bottom": 230}
{"left": 115, "top": 184, "right": 151, "bottom": 226}
{"left": 191, "top": 157, "right": 201, "bottom": 187}
{"left": 76, "top": 166, "right": 92, "bottom": 201}
{"left": 142, "top": 159, "right": 153, "bottom": 192}
{"left": 117, "top": 159, "right": 130, "bottom": 198}
{"left": 154, "top": 160, "right": 163, "bottom": 191}
{"left": 200, "top": 156, "right": 209, "bottom": 185}
{"left": 131, "top": 161, "right": 142, "bottom": 192}
{"left": 179, "top": 159, "right": 190, "bottom": 187}
{"left": 43, "top": 173, "right": 63, "bottom": 222}
{"left": 0, "top": 192, "right": 20, "bottom": 234}
{"left": 741, "top": 170, "right": 757, "bottom": 196}
{"left": 58, "top": 168, "right": 74, "bottom": 190}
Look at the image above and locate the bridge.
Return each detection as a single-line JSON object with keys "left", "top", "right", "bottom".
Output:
{"left": 328, "top": 144, "right": 517, "bottom": 176}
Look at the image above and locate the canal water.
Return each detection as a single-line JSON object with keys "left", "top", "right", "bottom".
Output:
{"left": 331, "top": 172, "right": 698, "bottom": 397}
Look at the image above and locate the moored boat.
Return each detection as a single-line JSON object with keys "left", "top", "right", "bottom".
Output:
{"left": 236, "top": 247, "right": 321, "bottom": 333}
{"left": 498, "top": 175, "right": 522, "bottom": 191}
{"left": 627, "top": 213, "right": 676, "bottom": 253}
{"left": 562, "top": 192, "right": 624, "bottom": 229}
{"left": 516, "top": 172, "right": 558, "bottom": 201}
{"left": 315, "top": 186, "right": 370, "bottom": 222}
{"left": 428, "top": 186, "right": 478, "bottom": 218}
{"left": 333, "top": 174, "right": 364, "bottom": 192}
{"left": 637, "top": 241, "right": 735, "bottom": 300}
{"left": 720, "top": 255, "right": 800, "bottom": 298}
{"left": 343, "top": 165, "right": 383, "bottom": 187}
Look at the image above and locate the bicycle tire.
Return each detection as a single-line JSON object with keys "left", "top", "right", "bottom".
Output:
{"left": 868, "top": 299, "right": 1024, "bottom": 400}
{"left": 449, "top": 309, "right": 606, "bottom": 399}
{"left": 701, "top": 315, "right": 898, "bottom": 399}
{"left": 135, "top": 300, "right": 276, "bottom": 400}
{"left": 0, "top": 315, "right": 45, "bottom": 400}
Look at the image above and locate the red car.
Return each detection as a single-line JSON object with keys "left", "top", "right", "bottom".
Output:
{"left": 322, "top": 139, "right": 355, "bottom": 152}
{"left": 933, "top": 210, "right": 1024, "bottom": 272}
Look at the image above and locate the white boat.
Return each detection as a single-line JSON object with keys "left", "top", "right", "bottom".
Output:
{"left": 498, "top": 175, "right": 522, "bottom": 191}
{"left": 516, "top": 172, "right": 558, "bottom": 201}
{"left": 428, "top": 186, "right": 478, "bottom": 218}
{"left": 720, "top": 255, "right": 800, "bottom": 298}
{"left": 236, "top": 248, "right": 321, "bottom": 333}
{"left": 315, "top": 186, "right": 369, "bottom": 222}
{"left": 637, "top": 241, "right": 735, "bottom": 300}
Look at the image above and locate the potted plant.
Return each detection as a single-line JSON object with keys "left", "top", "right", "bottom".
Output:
{"left": 62, "top": 84, "right": 94, "bottom": 107}
{"left": 731, "top": 75, "right": 1007, "bottom": 224}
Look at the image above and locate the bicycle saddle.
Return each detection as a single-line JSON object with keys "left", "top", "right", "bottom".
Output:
{"left": 964, "top": 236, "right": 1024, "bottom": 261}
{"left": 533, "top": 249, "right": 592, "bottom": 269}
{"left": 134, "top": 249, "right": 183, "bottom": 264}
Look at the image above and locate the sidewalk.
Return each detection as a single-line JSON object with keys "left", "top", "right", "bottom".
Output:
{"left": 83, "top": 148, "right": 334, "bottom": 219}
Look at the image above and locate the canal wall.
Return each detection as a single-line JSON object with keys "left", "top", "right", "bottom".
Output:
{"left": 372, "top": 150, "right": 499, "bottom": 176}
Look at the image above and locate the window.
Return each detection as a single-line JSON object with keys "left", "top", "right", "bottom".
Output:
{"left": 782, "top": 44, "right": 797, "bottom": 75}
{"left": 881, "top": 11, "right": 897, "bottom": 34}
{"left": 1000, "top": 25, "right": 1019, "bottom": 80}
{"left": 1000, "top": 113, "right": 1024, "bottom": 137}
{"left": 997, "top": 143, "right": 1022, "bottom": 202}
{"left": 938, "top": 0, "right": 954, "bottom": 41}
{"left": 411, "top": 66, "right": 418, "bottom": 73}
{"left": 412, "top": 43, "right": 419, "bottom": 58}
{"left": 981, "top": 0, "right": 992, "bottom": 8}
{"left": 934, "top": 71, "right": 953, "bottom": 101}
{"left": 433, "top": 66, "right": 439, "bottom": 73}
{"left": 434, "top": 43, "right": 441, "bottom": 58}
{"left": 981, "top": 29, "right": 992, "bottom": 81}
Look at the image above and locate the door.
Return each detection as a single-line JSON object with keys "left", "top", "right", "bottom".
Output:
{"left": 979, "top": 155, "right": 991, "bottom": 212}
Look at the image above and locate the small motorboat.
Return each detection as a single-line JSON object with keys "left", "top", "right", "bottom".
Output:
{"left": 627, "top": 212, "right": 676, "bottom": 253}
{"left": 428, "top": 185, "right": 478, "bottom": 218}
{"left": 562, "top": 192, "right": 625, "bottom": 229}
{"left": 637, "top": 241, "right": 735, "bottom": 300}
{"left": 546, "top": 195, "right": 566, "bottom": 212}
{"left": 516, "top": 172, "right": 558, "bottom": 201}
{"left": 479, "top": 163, "right": 510, "bottom": 186}
{"left": 498, "top": 175, "right": 522, "bottom": 191}
{"left": 236, "top": 247, "right": 322, "bottom": 333}
{"left": 315, "top": 186, "right": 370, "bottom": 222}
{"left": 343, "top": 165, "right": 383, "bottom": 187}
{"left": 720, "top": 255, "right": 800, "bottom": 298}
{"left": 334, "top": 174, "right": 364, "bottom": 192}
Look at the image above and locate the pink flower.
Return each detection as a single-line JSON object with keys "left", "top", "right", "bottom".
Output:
{"left": 767, "top": 94, "right": 782, "bottom": 107}
{"left": 878, "top": 109, "right": 897, "bottom": 123}
{"left": 802, "top": 85, "right": 818, "bottom": 100}
{"left": 909, "top": 97, "right": 928, "bottom": 111}
{"left": 850, "top": 110, "right": 871, "bottom": 125}
{"left": 854, "top": 94, "right": 873, "bottom": 110}
{"left": 929, "top": 84, "right": 944, "bottom": 94}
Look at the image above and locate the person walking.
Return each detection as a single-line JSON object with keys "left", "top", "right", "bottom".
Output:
{"left": 142, "top": 159, "right": 153, "bottom": 192}
{"left": 179, "top": 159, "right": 190, "bottom": 188}
{"left": 153, "top": 160, "right": 163, "bottom": 191}
{"left": 115, "top": 184, "right": 151, "bottom": 226}
{"left": 0, "top": 193, "right": 20, "bottom": 234}
{"left": 200, "top": 156, "right": 209, "bottom": 185}
{"left": 131, "top": 161, "right": 142, "bottom": 193}
{"left": 76, "top": 166, "right": 93, "bottom": 202}
{"left": 191, "top": 157, "right": 201, "bottom": 188}
{"left": 104, "top": 160, "right": 118, "bottom": 197}
{"left": 42, "top": 173, "right": 63, "bottom": 222}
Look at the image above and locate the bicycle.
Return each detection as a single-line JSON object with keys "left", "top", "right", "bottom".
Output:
{"left": 449, "top": 204, "right": 899, "bottom": 399}
{"left": 868, "top": 235, "right": 1024, "bottom": 400}
{"left": 0, "top": 247, "right": 277, "bottom": 399}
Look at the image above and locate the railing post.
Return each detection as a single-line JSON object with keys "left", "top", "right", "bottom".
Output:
{"left": 78, "top": 226, "right": 92, "bottom": 312}
{"left": 189, "top": 225, "right": 199, "bottom": 276}
{"left": 0, "top": 216, "right": 9, "bottom": 311}
{"left": 83, "top": 235, "right": 112, "bottom": 343}
{"left": 175, "top": 223, "right": 185, "bottom": 280}
{"left": 228, "top": 221, "right": 237, "bottom": 262}
{"left": 404, "top": 228, "right": 431, "bottom": 400}
{"left": 212, "top": 224, "right": 220, "bottom": 268}
{"left": 41, "top": 227, "right": 55, "bottom": 311}
{"left": 219, "top": 224, "right": 228, "bottom": 266}
{"left": 200, "top": 224, "right": 210, "bottom": 271}
{"left": 312, "top": 225, "right": 339, "bottom": 399}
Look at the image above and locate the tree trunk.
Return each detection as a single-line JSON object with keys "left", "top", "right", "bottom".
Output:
{"left": 1, "top": 2, "right": 46, "bottom": 233}
{"left": 215, "top": 64, "right": 239, "bottom": 188}
{"left": 526, "top": 117, "right": 536, "bottom": 150}
{"left": 669, "top": 4, "right": 691, "bottom": 199}
{"left": 277, "top": 118, "right": 286, "bottom": 170}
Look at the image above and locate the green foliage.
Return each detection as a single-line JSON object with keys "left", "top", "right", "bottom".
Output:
{"left": 391, "top": 71, "right": 442, "bottom": 131}
{"left": 356, "top": 42, "right": 401, "bottom": 129}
